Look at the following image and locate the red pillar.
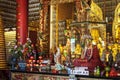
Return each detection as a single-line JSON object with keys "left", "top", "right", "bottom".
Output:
{"left": 16, "top": 0, "right": 28, "bottom": 44}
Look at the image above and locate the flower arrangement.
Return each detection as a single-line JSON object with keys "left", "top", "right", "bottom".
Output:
{"left": 8, "top": 38, "right": 36, "bottom": 62}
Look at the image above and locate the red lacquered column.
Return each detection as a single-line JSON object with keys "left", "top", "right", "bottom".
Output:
{"left": 16, "top": 0, "right": 28, "bottom": 44}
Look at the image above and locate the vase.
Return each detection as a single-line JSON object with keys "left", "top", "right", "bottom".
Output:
{"left": 11, "top": 58, "right": 17, "bottom": 70}
{"left": 18, "top": 60, "right": 26, "bottom": 71}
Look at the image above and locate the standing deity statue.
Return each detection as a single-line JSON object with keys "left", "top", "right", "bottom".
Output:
{"left": 113, "top": 3, "right": 120, "bottom": 41}
{"left": 54, "top": 47, "right": 61, "bottom": 64}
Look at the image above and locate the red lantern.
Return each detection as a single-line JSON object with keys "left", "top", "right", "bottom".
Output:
{"left": 33, "top": 60, "right": 36, "bottom": 63}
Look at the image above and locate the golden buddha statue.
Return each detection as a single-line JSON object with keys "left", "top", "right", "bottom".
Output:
{"left": 112, "top": 43, "right": 118, "bottom": 61}
{"left": 97, "top": 42, "right": 104, "bottom": 59}
{"left": 59, "top": 44, "right": 63, "bottom": 54}
{"left": 113, "top": 3, "right": 120, "bottom": 40}
{"left": 75, "top": 44, "right": 82, "bottom": 55}
{"left": 90, "top": 28, "right": 100, "bottom": 43}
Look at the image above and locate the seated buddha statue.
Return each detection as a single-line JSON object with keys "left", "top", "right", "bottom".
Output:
{"left": 90, "top": 28, "right": 100, "bottom": 43}
{"left": 75, "top": 44, "right": 82, "bottom": 55}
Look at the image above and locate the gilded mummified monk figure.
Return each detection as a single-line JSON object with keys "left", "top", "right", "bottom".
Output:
{"left": 76, "top": 0, "right": 106, "bottom": 42}
{"left": 113, "top": 3, "right": 120, "bottom": 41}
{"left": 88, "top": 0, "right": 106, "bottom": 42}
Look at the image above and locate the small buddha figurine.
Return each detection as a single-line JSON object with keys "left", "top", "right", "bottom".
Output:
{"left": 97, "top": 41, "right": 105, "bottom": 59}
{"left": 101, "top": 48, "right": 106, "bottom": 62}
{"left": 63, "top": 46, "right": 68, "bottom": 59}
{"left": 108, "top": 50, "right": 113, "bottom": 67}
{"left": 105, "top": 46, "right": 111, "bottom": 62}
{"left": 112, "top": 43, "right": 118, "bottom": 61}
{"left": 59, "top": 44, "right": 63, "bottom": 54}
{"left": 75, "top": 44, "right": 81, "bottom": 55}
{"left": 116, "top": 49, "right": 120, "bottom": 63}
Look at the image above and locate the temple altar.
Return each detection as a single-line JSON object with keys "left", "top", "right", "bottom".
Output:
{"left": 6, "top": 0, "right": 120, "bottom": 79}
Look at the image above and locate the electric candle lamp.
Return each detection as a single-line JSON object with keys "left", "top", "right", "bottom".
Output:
{"left": 30, "top": 56, "right": 34, "bottom": 60}
{"left": 30, "top": 64, "right": 33, "bottom": 67}
{"left": 39, "top": 56, "right": 42, "bottom": 59}
{"left": 33, "top": 64, "right": 36, "bottom": 67}
{"left": 37, "top": 60, "right": 39, "bottom": 63}
{"left": 33, "top": 60, "right": 36, "bottom": 63}
{"left": 29, "top": 60, "right": 32, "bottom": 63}
{"left": 36, "top": 64, "right": 39, "bottom": 67}
{"left": 26, "top": 63, "right": 30, "bottom": 67}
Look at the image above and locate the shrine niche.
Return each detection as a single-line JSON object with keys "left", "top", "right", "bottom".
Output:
{"left": 113, "top": 3, "right": 120, "bottom": 41}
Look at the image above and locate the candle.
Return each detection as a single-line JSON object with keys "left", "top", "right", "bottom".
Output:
{"left": 37, "top": 60, "right": 39, "bottom": 63}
